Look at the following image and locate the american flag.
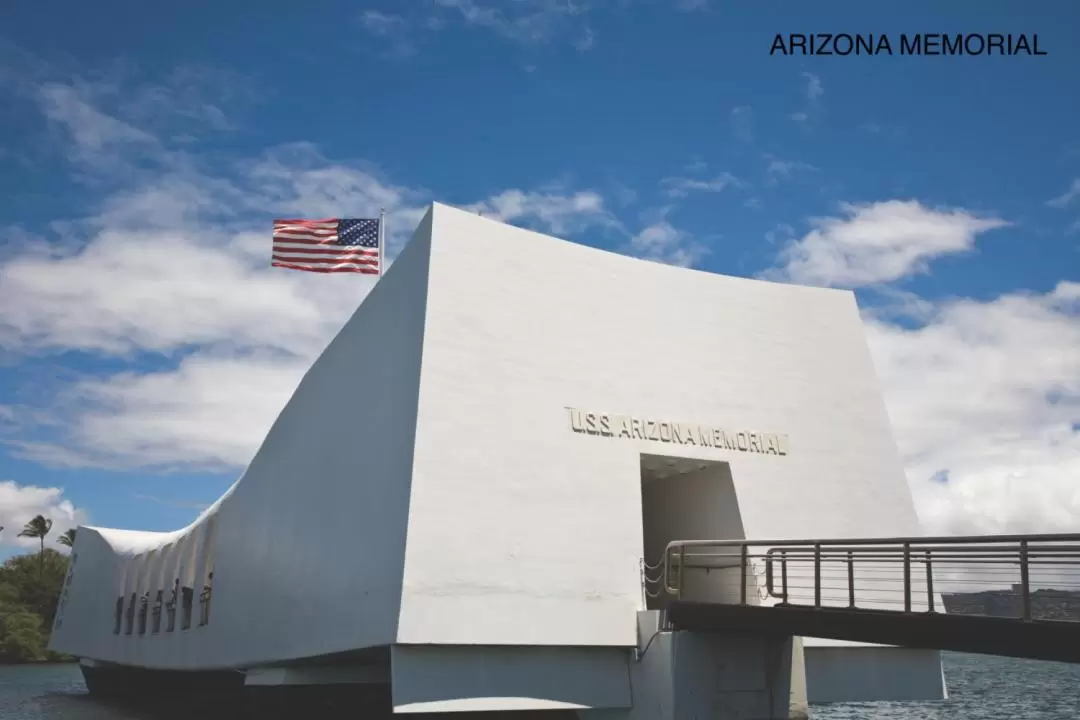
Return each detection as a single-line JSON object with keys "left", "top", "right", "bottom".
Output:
{"left": 271, "top": 218, "right": 381, "bottom": 274}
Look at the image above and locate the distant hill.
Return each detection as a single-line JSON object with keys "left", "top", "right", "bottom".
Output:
{"left": 942, "top": 588, "right": 1080, "bottom": 621}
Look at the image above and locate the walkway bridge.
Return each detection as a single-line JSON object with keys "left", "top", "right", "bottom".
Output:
{"left": 645, "top": 533, "right": 1080, "bottom": 664}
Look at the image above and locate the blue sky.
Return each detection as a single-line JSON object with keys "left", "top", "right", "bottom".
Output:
{"left": 0, "top": 1, "right": 1078, "bottom": 557}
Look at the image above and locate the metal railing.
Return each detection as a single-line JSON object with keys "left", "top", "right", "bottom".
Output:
{"left": 652, "top": 533, "right": 1080, "bottom": 622}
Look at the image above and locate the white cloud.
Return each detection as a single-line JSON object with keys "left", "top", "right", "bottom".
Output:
{"left": 359, "top": 10, "right": 407, "bottom": 35}
{"left": 575, "top": 26, "right": 596, "bottom": 52}
{"left": 764, "top": 223, "right": 795, "bottom": 246}
{"left": 660, "top": 172, "right": 742, "bottom": 198}
{"left": 770, "top": 200, "right": 1008, "bottom": 287}
{"left": 0, "top": 481, "right": 87, "bottom": 551}
{"left": 860, "top": 122, "right": 904, "bottom": 139}
{"left": 764, "top": 199, "right": 1078, "bottom": 539}
{"left": 356, "top": 10, "right": 416, "bottom": 57}
{"left": 789, "top": 73, "right": 823, "bottom": 127}
{"left": 36, "top": 67, "right": 251, "bottom": 170}
{"left": 764, "top": 195, "right": 1080, "bottom": 537}
{"left": 624, "top": 212, "right": 706, "bottom": 268}
{"left": 357, "top": 1, "right": 606, "bottom": 54}
{"left": 11, "top": 354, "right": 311, "bottom": 471}
{"left": 430, "top": 0, "right": 587, "bottom": 45}
{"left": 866, "top": 282, "right": 1080, "bottom": 535}
{"left": 730, "top": 106, "right": 755, "bottom": 143}
{"left": 120, "top": 65, "right": 249, "bottom": 133}
{"left": 764, "top": 155, "right": 817, "bottom": 184}
{"left": 1047, "top": 178, "right": 1080, "bottom": 208}
{"left": 0, "top": 176, "right": 385, "bottom": 358}
{"left": 39, "top": 82, "right": 159, "bottom": 168}
{"left": 0, "top": 198, "right": 371, "bottom": 468}
{"left": 466, "top": 188, "right": 616, "bottom": 235}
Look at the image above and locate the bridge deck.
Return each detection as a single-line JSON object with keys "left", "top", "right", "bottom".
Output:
{"left": 649, "top": 533, "right": 1080, "bottom": 664}
{"left": 667, "top": 600, "right": 1080, "bottom": 664}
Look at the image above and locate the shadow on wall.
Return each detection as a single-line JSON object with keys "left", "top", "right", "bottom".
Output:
{"left": 640, "top": 455, "right": 754, "bottom": 609}
{"left": 110, "top": 516, "right": 217, "bottom": 642}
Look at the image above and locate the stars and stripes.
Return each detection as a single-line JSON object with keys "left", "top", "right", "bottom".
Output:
{"left": 271, "top": 218, "right": 381, "bottom": 274}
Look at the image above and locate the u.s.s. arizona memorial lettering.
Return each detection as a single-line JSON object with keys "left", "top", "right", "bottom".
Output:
{"left": 566, "top": 407, "right": 789, "bottom": 456}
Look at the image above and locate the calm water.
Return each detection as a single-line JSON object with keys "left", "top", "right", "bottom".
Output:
{"left": 814, "top": 653, "right": 1080, "bottom": 719}
{"left": 1, "top": 653, "right": 1078, "bottom": 719}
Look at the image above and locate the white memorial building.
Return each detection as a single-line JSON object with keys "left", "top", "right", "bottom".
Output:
{"left": 50, "top": 203, "right": 946, "bottom": 718}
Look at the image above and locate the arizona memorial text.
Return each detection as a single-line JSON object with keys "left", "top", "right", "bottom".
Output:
{"left": 567, "top": 407, "right": 790, "bottom": 456}
{"left": 770, "top": 33, "right": 1046, "bottom": 56}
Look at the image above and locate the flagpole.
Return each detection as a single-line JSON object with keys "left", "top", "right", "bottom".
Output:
{"left": 378, "top": 208, "right": 386, "bottom": 277}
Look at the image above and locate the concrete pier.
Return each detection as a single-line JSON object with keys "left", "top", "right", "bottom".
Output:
{"left": 576, "top": 612, "right": 808, "bottom": 720}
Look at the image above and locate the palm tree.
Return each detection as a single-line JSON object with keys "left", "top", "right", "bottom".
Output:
{"left": 18, "top": 515, "right": 53, "bottom": 577}
{"left": 58, "top": 528, "right": 77, "bottom": 548}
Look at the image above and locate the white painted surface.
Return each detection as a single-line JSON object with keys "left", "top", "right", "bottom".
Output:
{"left": 391, "top": 645, "right": 631, "bottom": 713}
{"left": 50, "top": 203, "right": 940, "bottom": 702}
{"left": 400, "top": 204, "right": 926, "bottom": 646}
{"left": 789, "top": 637, "right": 809, "bottom": 718}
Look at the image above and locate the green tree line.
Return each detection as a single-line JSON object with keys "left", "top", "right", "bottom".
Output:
{"left": 0, "top": 516, "right": 75, "bottom": 663}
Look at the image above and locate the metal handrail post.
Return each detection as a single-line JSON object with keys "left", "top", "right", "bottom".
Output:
{"left": 925, "top": 550, "right": 934, "bottom": 613}
{"left": 813, "top": 543, "right": 821, "bottom": 608}
{"left": 1020, "top": 539, "right": 1031, "bottom": 621}
{"left": 781, "top": 550, "right": 788, "bottom": 603}
{"left": 662, "top": 550, "right": 670, "bottom": 594}
{"left": 740, "top": 544, "right": 748, "bottom": 605}
{"left": 903, "top": 542, "right": 911, "bottom": 613}
{"left": 847, "top": 550, "right": 855, "bottom": 608}
{"left": 678, "top": 545, "right": 686, "bottom": 600}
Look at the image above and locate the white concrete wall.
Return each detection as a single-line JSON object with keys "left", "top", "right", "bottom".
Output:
{"left": 49, "top": 212, "right": 434, "bottom": 669}
{"left": 398, "top": 203, "right": 926, "bottom": 649}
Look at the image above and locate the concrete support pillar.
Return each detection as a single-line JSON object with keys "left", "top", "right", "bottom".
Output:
{"left": 788, "top": 637, "right": 809, "bottom": 720}
{"left": 582, "top": 624, "right": 804, "bottom": 720}
{"left": 673, "top": 631, "right": 796, "bottom": 719}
